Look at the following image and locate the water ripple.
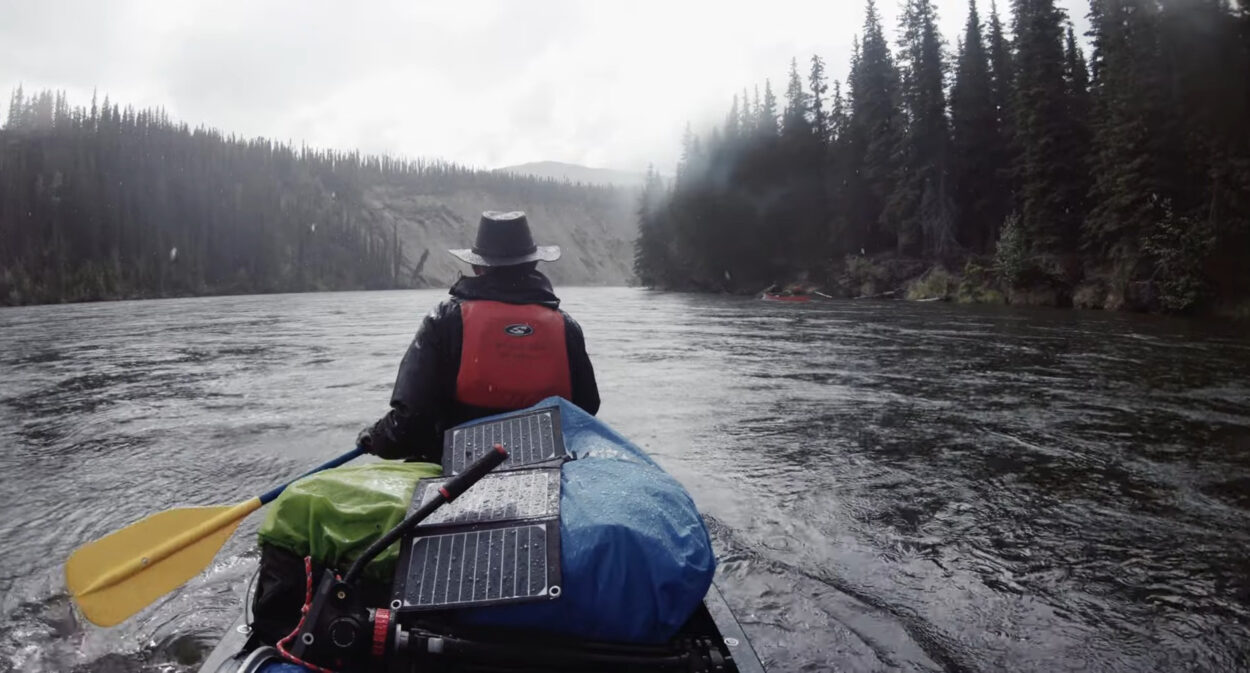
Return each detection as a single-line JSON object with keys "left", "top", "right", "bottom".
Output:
{"left": 1, "top": 290, "right": 1248, "bottom": 672}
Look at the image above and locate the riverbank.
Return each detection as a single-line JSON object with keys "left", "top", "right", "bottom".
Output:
{"left": 808, "top": 253, "right": 1250, "bottom": 320}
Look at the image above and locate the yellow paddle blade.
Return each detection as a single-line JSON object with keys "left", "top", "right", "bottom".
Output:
{"left": 66, "top": 499, "right": 260, "bottom": 627}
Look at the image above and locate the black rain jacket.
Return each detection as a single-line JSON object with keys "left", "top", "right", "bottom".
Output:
{"left": 366, "top": 267, "right": 599, "bottom": 461}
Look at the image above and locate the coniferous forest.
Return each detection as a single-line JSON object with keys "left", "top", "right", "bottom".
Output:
{"left": 0, "top": 89, "right": 622, "bottom": 306}
{"left": 634, "top": 0, "right": 1250, "bottom": 315}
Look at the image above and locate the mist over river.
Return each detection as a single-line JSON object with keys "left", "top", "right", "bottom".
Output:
{"left": 1, "top": 288, "right": 1248, "bottom": 672}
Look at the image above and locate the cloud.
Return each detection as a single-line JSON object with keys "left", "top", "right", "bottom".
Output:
{"left": 0, "top": 0, "right": 1089, "bottom": 173}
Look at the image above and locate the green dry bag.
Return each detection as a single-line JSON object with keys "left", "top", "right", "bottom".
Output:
{"left": 257, "top": 461, "right": 442, "bottom": 582}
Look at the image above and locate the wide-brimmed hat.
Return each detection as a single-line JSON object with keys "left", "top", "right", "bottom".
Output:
{"left": 448, "top": 211, "right": 561, "bottom": 267}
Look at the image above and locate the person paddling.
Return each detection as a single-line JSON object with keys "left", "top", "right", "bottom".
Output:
{"left": 357, "top": 211, "right": 600, "bottom": 462}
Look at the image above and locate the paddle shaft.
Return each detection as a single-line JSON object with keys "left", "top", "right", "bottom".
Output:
{"left": 79, "top": 447, "right": 365, "bottom": 595}
{"left": 260, "top": 447, "right": 365, "bottom": 504}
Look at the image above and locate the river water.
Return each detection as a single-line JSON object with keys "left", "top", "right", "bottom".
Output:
{"left": 1, "top": 288, "right": 1248, "bottom": 673}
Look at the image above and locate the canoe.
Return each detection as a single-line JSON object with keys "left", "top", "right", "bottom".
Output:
{"left": 197, "top": 581, "right": 766, "bottom": 672}
{"left": 761, "top": 293, "right": 810, "bottom": 302}
{"left": 198, "top": 399, "right": 766, "bottom": 673}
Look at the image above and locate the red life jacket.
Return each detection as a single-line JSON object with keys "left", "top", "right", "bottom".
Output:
{"left": 455, "top": 300, "right": 572, "bottom": 410}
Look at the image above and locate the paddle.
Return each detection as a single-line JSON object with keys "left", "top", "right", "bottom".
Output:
{"left": 65, "top": 447, "right": 365, "bottom": 627}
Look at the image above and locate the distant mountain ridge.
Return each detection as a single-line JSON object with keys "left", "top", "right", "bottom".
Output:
{"left": 495, "top": 161, "right": 649, "bottom": 189}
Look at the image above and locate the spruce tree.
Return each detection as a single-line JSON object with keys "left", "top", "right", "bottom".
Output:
{"left": 830, "top": 80, "right": 849, "bottom": 143}
{"left": 1062, "top": 26, "right": 1090, "bottom": 137}
{"left": 828, "top": 78, "right": 854, "bottom": 255}
{"left": 847, "top": 0, "right": 905, "bottom": 253}
{"left": 634, "top": 166, "right": 669, "bottom": 287}
{"left": 781, "top": 58, "right": 828, "bottom": 270}
{"left": 725, "top": 94, "right": 741, "bottom": 142}
{"left": 7, "top": 85, "right": 24, "bottom": 129}
{"left": 1083, "top": 0, "right": 1224, "bottom": 312}
{"left": 809, "top": 55, "right": 830, "bottom": 143}
{"left": 890, "top": 0, "right": 955, "bottom": 256}
{"left": 760, "top": 80, "right": 780, "bottom": 136}
{"left": 1085, "top": 0, "right": 1166, "bottom": 262}
{"left": 1010, "top": 0, "right": 1086, "bottom": 255}
{"left": 1062, "top": 24, "right": 1092, "bottom": 229}
{"left": 783, "top": 58, "right": 813, "bottom": 140}
{"left": 986, "top": 0, "right": 1015, "bottom": 210}
{"left": 951, "top": 0, "right": 1003, "bottom": 253}
{"left": 1154, "top": 0, "right": 1250, "bottom": 302}
{"left": 749, "top": 86, "right": 763, "bottom": 138}
{"left": 677, "top": 122, "right": 697, "bottom": 186}
{"left": 741, "top": 88, "right": 754, "bottom": 131}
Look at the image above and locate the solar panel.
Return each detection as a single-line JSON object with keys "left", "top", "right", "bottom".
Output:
{"left": 393, "top": 520, "right": 561, "bottom": 611}
{"left": 396, "top": 405, "right": 568, "bottom": 612}
{"left": 410, "top": 469, "right": 561, "bottom": 528}
{"left": 442, "top": 406, "right": 565, "bottom": 475}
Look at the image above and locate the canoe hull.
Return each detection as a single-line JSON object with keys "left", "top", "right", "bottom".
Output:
{"left": 198, "top": 582, "right": 764, "bottom": 673}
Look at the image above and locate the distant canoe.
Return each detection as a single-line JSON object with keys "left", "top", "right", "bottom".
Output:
{"left": 761, "top": 292, "right": 811, "bottom": 303}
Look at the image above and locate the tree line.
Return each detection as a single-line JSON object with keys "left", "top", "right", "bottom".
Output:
{"left": 0, "top": 89, "right": 621, "bottom": 305}
{"left": 634, "top": 0, "right": 1250, "bottom": 313}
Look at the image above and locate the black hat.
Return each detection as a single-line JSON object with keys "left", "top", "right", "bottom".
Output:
{"left": 448, "top": 211, "right": 561, "bottom": 267}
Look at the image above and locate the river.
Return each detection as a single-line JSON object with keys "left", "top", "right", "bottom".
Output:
{"left": 1, "top": 288, "right": 1248, "bottom": 673}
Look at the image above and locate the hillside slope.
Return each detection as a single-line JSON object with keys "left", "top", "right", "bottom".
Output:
{"left": 358, "top": 185, "right": 637, "bottom": 287}
{"left": 495, "top": 161, "right": 648, "bottom": 189}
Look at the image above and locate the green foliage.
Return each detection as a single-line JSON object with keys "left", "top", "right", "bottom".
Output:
{"left": 1073, "top": 280, "right": 1108, "bottom": 309}
{"left": 905, "top": 266, "right": 957, "bottom": 300}
{"left": 1215, "top": 300, "right": 1250, "bottom": 322}
{"left": 1085, "top": 0, "right": 1250, "bottom": 311}
{"left": 957, "top": 258, "right": 1007, "bottom": 303}
{"left": 1142, "top": 203, "right": 1215, "bottom": 313}
{"left": 995, "top": 212, "right": 1030, "bottom": 286}
{"left": 632, "top": 0, "right": 1250, "bottom": 314}
{"left": 844, "top": 255, "right": 890, "bottom": 295}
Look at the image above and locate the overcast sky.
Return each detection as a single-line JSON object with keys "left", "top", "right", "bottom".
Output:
{"left": 0, "top": 0, "right": 1089, "bottom": 174}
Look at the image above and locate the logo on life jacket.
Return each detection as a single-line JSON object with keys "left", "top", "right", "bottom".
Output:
{"left": 504, "top": 323, "right": 534, "bottom": 337}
